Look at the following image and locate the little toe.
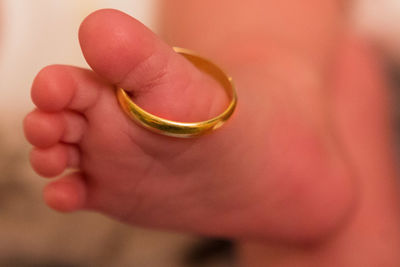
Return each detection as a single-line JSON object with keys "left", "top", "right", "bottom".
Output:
{"left": 31, "top": 65, "right": 107, "bottom": 113}
{"left": 30, "top": 144, "right": 80, "bottom": 178}
{"left": 24, "top": 109, "right": 64, "bottom": 148}
{"left": 43, "top": 172, "right": 87, "bottom": 212}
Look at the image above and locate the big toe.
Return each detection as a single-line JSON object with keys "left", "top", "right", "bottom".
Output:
{"left": 79, "top": 9, "right": 231, "bottom": 124}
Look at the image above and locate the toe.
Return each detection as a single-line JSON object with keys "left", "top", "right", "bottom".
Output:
{"left": 24, "top": 109, "right": 64, "bottom": 148}
{"left": 24, "top": 110, "right": 87, "bottom": 147}
{"left": 79, "top": 9, "right": 230, "bottom": 123}
{"left": 61, "top": 111, "right": 87, "bottom": 144}
{"left": 31, "top": 65, "right": 75, "bottom": 112}
{"left": 31, "top": 65, "right": 105, "bottom": 113}
{"left": 30, "top": 144, "right": 80, "bottom": 178}
{"left": 43, "top": 172, "right": 87, "bottom": 212}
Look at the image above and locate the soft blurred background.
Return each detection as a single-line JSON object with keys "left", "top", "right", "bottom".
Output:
{"left": 0, "top": 0, "right": 399, "bottom": 267}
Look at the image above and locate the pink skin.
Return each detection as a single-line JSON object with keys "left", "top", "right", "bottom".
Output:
{"left": 156, "top": 1, "right": 400, "bottom": 265}
{"left": 24, "top": 9, "right": 376, "bottom": 246}
{"left": 239, "top": 40, "right": 400, "bottom": 266}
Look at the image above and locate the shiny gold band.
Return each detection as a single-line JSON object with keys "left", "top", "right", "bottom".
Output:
{"left": 116, "top": 47, "right": 237, "bottom": 138}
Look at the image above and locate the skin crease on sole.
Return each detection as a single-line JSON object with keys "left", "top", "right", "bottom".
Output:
{"left": 24, "top": 8, "right": 358, "bottom": 248}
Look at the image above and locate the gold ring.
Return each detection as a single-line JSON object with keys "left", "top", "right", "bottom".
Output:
{"left": 116, "top": 47, "right": 237, "bottom": 138}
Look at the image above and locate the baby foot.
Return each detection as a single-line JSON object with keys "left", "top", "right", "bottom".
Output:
{"left": 24, "top": 9, "right": 354, "bottom": 243}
